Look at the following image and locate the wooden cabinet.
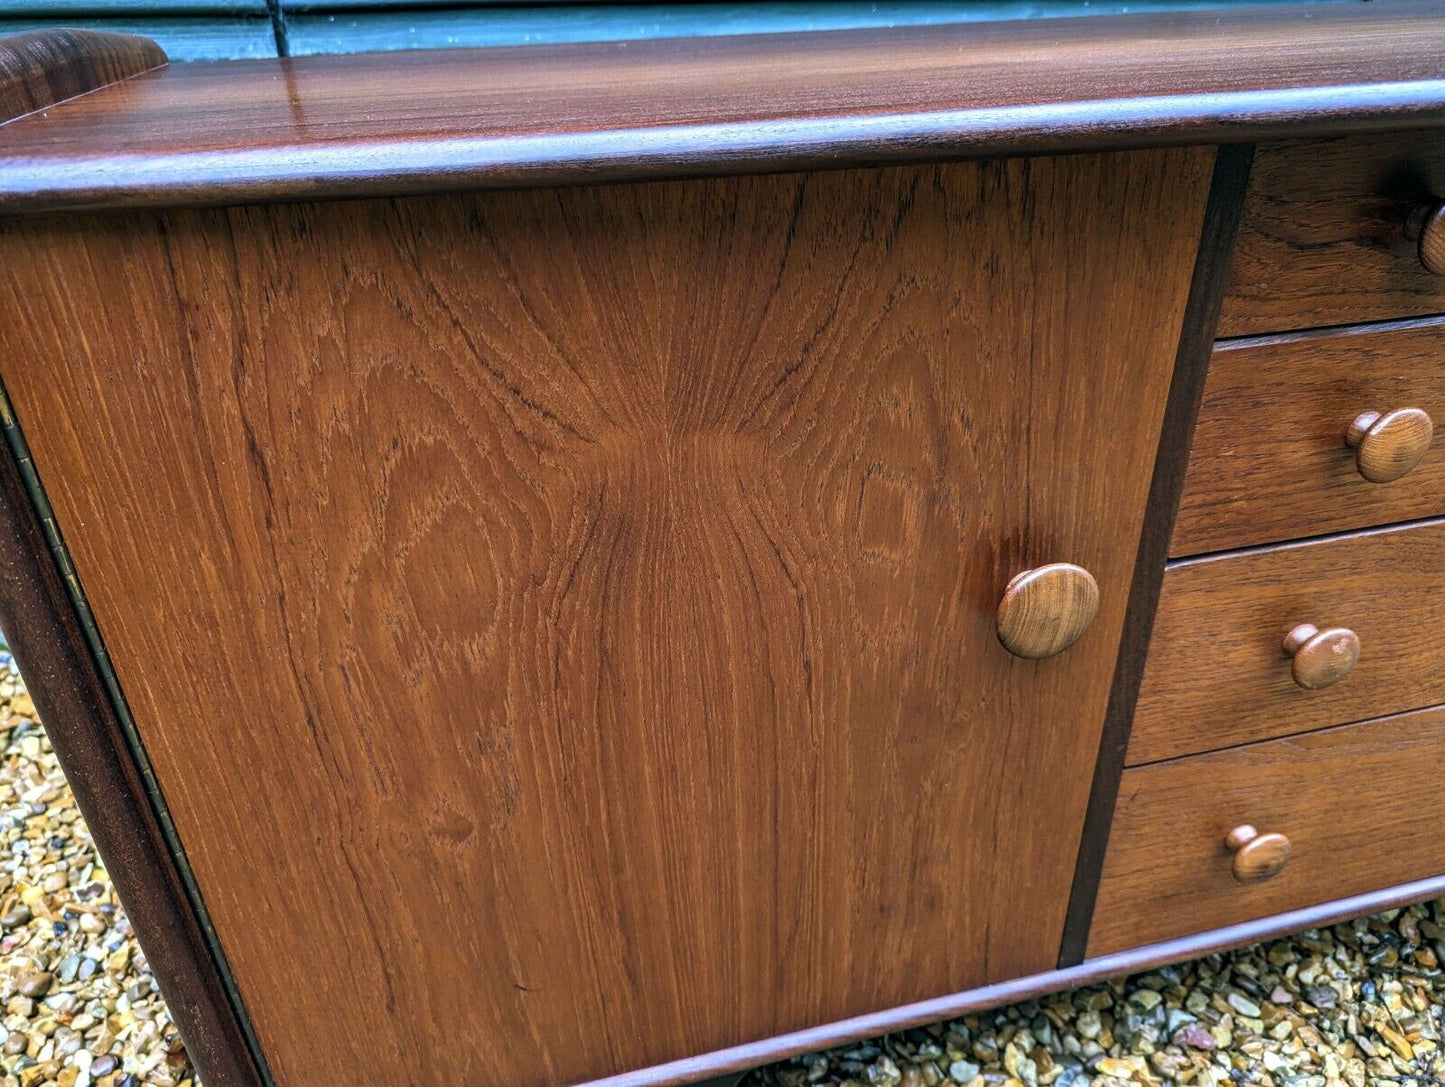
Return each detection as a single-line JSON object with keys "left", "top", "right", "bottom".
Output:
{"left": 0, "top": 156, "right": 1210, "bottom": 1085}
{"left": 5, "top": 12, "right": 1445, "bottom": 1087}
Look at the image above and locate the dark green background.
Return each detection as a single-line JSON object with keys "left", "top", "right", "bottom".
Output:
{"left": 3, "top": 0, "right": 1361, "bottom": 62}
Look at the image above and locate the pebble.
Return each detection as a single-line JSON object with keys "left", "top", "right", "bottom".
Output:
{"left": 947, "top": 1059, "right": 978, "bottom": 1082}
{"left": 1226, "top": 990, "right": 1262, "bottom": 1017}
{"left": 16, "top": 971, "right": 53, "bottom": 998}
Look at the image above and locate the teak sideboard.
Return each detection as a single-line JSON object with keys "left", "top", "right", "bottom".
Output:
{"left": 0, "top": 7, "right": 1443, "bottom": 1086}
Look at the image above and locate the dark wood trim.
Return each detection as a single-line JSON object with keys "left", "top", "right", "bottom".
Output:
{"left": 1056, "top": 143, "right": 1255, "bottom": 968}
{"left": 583, "top": 873, "right": 1445, "bottom": 1087}
{"left": 1, "top": 4, "right": 1444, "bottom": 210}
{"left": 0, "top": 401, "right": 265, "bottom": 1087}
{"left": 0, "top": 29, "right": 165, "bottom": 126}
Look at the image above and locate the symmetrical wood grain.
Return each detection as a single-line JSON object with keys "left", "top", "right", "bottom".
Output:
{"left": 0, "top": 153, "right": 1211, "bottom": 1086}
{"left": 0, "top": 29, "right": 164, "bottom": 127}
{"left": 1220, "top": 132, "right": 1445, "bottom": 337}
{"left": 0, "top": 4, "right": 1444, "bottom": 210}
{"left": 1172, "top": 318, "right": 1445, "bottom": 556}
{"left": 1091, "top": 704, "right": 1445, "bottom": 957}
{"left": 1131, "top": 518, "right": 1445, "bottom": 766}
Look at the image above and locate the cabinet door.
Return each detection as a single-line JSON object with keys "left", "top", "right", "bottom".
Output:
{"left": 0, "top": 152, "right": 1211, "bottom": 1086}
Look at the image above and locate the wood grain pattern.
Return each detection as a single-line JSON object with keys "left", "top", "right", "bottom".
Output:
{"left": 1131, "top": 518, "right": 1445, "bottom": 767}
{"left": 1091, "top": 704, "right": 1445, "bottom": 957}
{"left": 0, "top": 29, "right": 164, "bottom": 127}
{"left": 0, "top": 154, "right": 1211, "bottom": 1086}
{"left": 1172, "top": 318, "right": 1445, "bottom": 556}
{"left": 0, "top": 4, "right": 1444, "bottom": 210}
{"left": 1220, "top": 131, "right": 1445, "bottom": 337}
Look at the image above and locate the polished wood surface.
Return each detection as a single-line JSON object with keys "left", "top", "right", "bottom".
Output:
{"left": 1057, "top": 145, "right": 1256, "bottom": 969}
{"left": 0, "top": 153, "right": 1211, "bottom": 1086}
{"left": 1091, "top": 704, "right": 1445, "bottom": 957}
{"left": 1282, "top": 623, "right": 1360, "bottom": 690}
{"left": 0, "top": 6, "right": 1443, "bottom": 210}
{"left": 1346, "top": 406, "right": 1434, "bottom": 483}
{"left": 0, "top": 29, "right": 164, "bottom": 126}
{"left": 995, "top": 563, "right": 1099, "bottom": 660}
{"left": 1172, "top": 317, "right": 1445, "bottom": 556}
{"left": 1224, "top": 825, "right": 1292, "bottom": 885}
{"left": 1221, "top": 131, "right": 1445, "bottom": 337}
{"left": 1131, "top": 518, "right": 1445, "bottom": 766}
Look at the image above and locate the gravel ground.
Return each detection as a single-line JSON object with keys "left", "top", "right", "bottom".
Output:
{"left": 746, "top": 909, "right": 1445, "bottom": 1087}
{"left": 0, "top": 655, "right": 194, "bottom": 1087}
{"left": 0, "top": 652, "right": 1441, "bottom": 1087}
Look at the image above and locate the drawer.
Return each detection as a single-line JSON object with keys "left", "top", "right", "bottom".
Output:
{"left": 1090, "top": 704, "right": 1445, "bottom": 957}
{"left": 1220, "top": 132, "right": 1445, "bottom": 337}
{"left": 1130, "top": 518, "right": 1445, "bottom": 765}
{"left": 1172, "top": 317, "right": 1445, "bottom": 556}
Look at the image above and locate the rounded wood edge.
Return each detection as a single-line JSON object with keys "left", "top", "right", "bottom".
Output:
{"left": 0, "top": 29, "right": 167, "bottom": 127}
{"left": 996, "top": 562, "right": 1100, "bottom": 660}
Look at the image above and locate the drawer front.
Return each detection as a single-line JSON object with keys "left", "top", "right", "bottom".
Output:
{"left": 1131, "top": 519, "right": 1445, "bottom": 765}
{"left": 0, "top": 153, "right": 1212, "bottom": 1086}
{"left": 1220, "top": 132, "right": 1445, "bottom": 337}
{"left": 1173, "top": 318, "right": 1445, "bottom": 556}
{"left": 1091, "top": 704, "right": 1445, "bottom": 957}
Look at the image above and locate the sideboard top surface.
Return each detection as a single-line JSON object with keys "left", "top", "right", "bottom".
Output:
{"left": 1, "top": 1, "right": 1445, "bottom": 211}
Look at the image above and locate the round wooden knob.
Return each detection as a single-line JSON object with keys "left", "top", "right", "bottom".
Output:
{"left": 1283, "top": 623, "right": 1360, "bottom": 690}
{"left": 1345, "top": 408, "right": 1433, "bottom": 483}
{"left": 996, "top": 562, "right": 1099, "bottom": 660}
{"left": 1411, "top": 200, "right": 1445, "bottom": 275}
{"left": 1225, "top": 825, "right": 1291, "bottom": 884}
